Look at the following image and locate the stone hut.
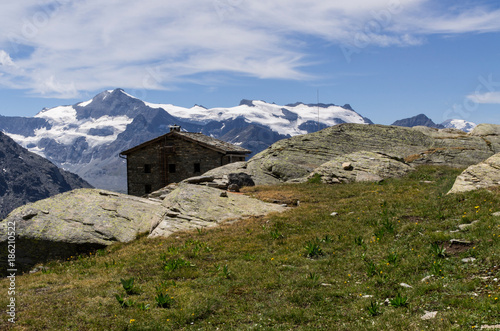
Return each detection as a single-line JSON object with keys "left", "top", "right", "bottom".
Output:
{"left": 120, "top": 126, "right": 251, "bottom": 196}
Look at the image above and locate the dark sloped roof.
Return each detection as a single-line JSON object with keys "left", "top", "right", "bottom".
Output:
{"left": 176, "top": 132, "right": 250, "bottom": 153}
{"left": 120, "top": 131, "right": 251, "bottom": 155}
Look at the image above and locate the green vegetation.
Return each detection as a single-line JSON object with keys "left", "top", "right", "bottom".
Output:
{"left": 120, "top": 277, "right": 138, "bottom": 295}
{"left": 366, "top": 300, "right": 382, "bottom": 317}
{"left": 1, "top": 165, "right": 500, "bottom": 330}
{"left": 389, "top": 293, "right": 409, "bottom": 308}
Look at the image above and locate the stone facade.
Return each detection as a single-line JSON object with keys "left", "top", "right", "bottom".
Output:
{"left": 120, "top": 127, "right": 250, "bottom": 196}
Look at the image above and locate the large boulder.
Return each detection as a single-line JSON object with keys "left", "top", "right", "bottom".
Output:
{"left": 447, "top": 153, "right": 500, "bottom": 194}
{"left": 0, "top": 189, "right": 167, "bottom": 273}
{"left": 469, "top": 123, "right": 500, "bottom": 137}
{"left": 305, "top": 151, "right": 412, "bottom": 184}
{"left": 0, "top": 184, "right": 288, "bottom": 273}
{"left": 410, "top": 125, "right": 500, "bottom": 166}
{"left": 205, "top": 123, "right": 500, "bottom": 185}
{"left": 149, "top": 183, "right": 287, "bottom": 238}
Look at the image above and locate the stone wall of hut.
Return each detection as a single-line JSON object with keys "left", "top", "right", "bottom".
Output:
{"left": 126, "top": 136, "right": 244, "bottom": 196}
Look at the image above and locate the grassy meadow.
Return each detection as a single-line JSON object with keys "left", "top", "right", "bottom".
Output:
{"left": 1, "top": 165, "right": 499, "bottom": 330}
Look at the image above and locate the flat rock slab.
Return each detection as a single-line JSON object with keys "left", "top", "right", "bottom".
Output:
{"left": 448, "top": 153, "right": 500, "bottom": 194}
{"left": 149, "top": 183, "right": 288, "bottom": 238}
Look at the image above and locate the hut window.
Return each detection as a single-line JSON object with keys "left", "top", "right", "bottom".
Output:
{"left": 144, "top": 164, "right": 151, "bottom": 173}
{"left": 194, "top": 163, "right": 201, "bottom": 173}
{"left": 168, "top": 164, "right": 176, "bottom": 173}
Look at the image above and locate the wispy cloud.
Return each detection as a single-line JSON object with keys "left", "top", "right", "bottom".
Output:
{"left": 0, "top": 0, "right": 500, "bottom": 98}
{"left": 467, "top": 91, "right": 500, "bottom": 104}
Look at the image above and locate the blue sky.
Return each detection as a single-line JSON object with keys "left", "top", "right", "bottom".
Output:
{"left": 1, "top": 0, "right": 500, "bottom": 125}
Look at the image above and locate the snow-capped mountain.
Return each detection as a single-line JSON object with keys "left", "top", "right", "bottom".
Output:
{"left": 441, "top": 119, "right": 477, "bottom": 132}
{"left": 0, "top": 89, "right": 372, "bottom": 192}
{"left": 146, "top": 99, "right": 371, "bottom": 136}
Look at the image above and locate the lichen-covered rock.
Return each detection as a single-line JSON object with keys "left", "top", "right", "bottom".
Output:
{"left": 182, "top": 175, "right": 215, "bottom": 184}
{"left": 411, "top": 126, "right": 468, "bottom": 138}
{"left": 306, "top": 151, "right": 412, "bottom": 184}
{"left": 149, "top": 183, "right": 287, "bottom": 238}
{"left": 0, "top": 189, "right": 167, "bottom": 273}
{"left": 206, "top": 124, "right": 429, "bottom": 184}
{"left": 0, "top": 184, "right": 288, "bottom": 274}
{"left": 469, "top": 123, "right": 500, "bottom": 137}
{"left": 205, "top": 123, "right": 500, "bottom": 185}
{"left": 409, "top": 124, "right": 500, "bottom": 166}
{"left": 447, "top": 153, "right": 500, "bottom": 194}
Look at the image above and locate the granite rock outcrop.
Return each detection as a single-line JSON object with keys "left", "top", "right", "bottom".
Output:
{"left": 448, "top": 153, "right": 500, "bottom": 194}
{"left": 204, "top": 123, "right": 500, "bottom": 185}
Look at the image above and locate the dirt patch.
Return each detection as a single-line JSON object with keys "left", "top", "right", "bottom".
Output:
{"left": 447, "top": 241, "right": 474, "bottom": 255}
{"left": 433, "top": 240, "right": 474, "bottom": 256}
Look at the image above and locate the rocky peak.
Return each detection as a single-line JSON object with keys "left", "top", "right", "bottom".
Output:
{"left": 239, "top": 99, "right": 256, "bottom": 107}
{"left": 392, "top": 114, "right": 444, "bottom": 129}
{"left": 0, "top": 132, "right": 92, "bottom": 219}
{"left": 74, "top": 88, "right": 146, "bottom": 120}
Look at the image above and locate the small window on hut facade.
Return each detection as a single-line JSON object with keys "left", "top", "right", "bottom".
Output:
{"left": 194, "top": 163, "right": 201, "bottom": 173}
{"left": 168, "top": 164, "right": 176, "bottom": 173}
{"left": 144, "top": 164, "right": 151, "bottom": 173}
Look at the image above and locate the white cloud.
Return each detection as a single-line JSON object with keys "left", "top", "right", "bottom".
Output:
{"left": 467, "top": 91, "right": 500, "bottom": 104}
{"left": 407, "top": 5, "right": 500, "bottom": 34}
{"left": 0, "top": 49, "right": 16, "bottom": 67}
{"left": 0, "top": 50, "right": 15, "bottom": 67}
{"left": 0, "top": 0, "right": 500, "bottom": 98}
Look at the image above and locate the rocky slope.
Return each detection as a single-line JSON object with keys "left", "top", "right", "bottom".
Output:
{"left": 204, "top": 123, "right": 500, "bottom": 185}
{"left": 0, "top": 132, "right": 92, "bottom": 219}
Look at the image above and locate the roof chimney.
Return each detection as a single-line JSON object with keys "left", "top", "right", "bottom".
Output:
{"left": 169, "top": 124, "right": 181, "bottom": 132}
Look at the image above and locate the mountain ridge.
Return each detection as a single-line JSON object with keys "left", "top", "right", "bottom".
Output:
{"left": 0, "top": 89, "right": 371, "bottom": 192}
{"left": 391, "top": 113, "right": 477, "bottom": 132}
{"left": 0, "top": 89, "right": 479, "bottom": 192}
{"left": 0, "top": 131, "right": 92, "bottom": 219}
{"left": 391, "top": 113, "right": 444, "bottom": 129}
